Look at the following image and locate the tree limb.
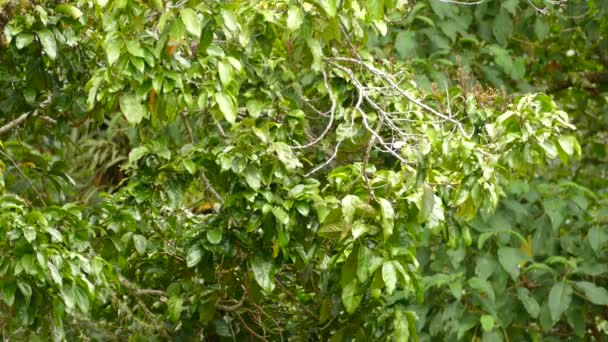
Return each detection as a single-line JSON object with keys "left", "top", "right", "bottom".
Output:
{"left": 0, "top": 96, "right": 53, "bottom": 135}
{"left": 118, "top": 274, "right": 167, "bottom": 297}
{"left": 548, "top": 71, "right": 608, "bottom": 93}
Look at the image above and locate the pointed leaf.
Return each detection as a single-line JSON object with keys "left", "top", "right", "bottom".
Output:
{"left": 186, "top": 246, "right": 203, "bottom": 267}
{"left": 287, "top": 6, "right": 303, "bottom": 31}
{"left": 252, "top": 255, "right": 275, "bottom": 292}
{"left": 181, "top": 9, "right": 202, "bottom": 38}
{"left": 133, "top": 234, "right": 147, "bottom": 254}
{"left": 36, "top": 29, "right": 57, "bottom": 60}
{"left": 548, "top": 282, "right": 572, "bottom": 322}
{"left": 382, "top": 262, "right": 397, "bottom": 295}
{"left": 341, "top": 280, "right": 362, "bottom": 314}
{"left": 574, "top": 281, "right": 608, "bottom": 305}
{"left": 215, "top": 92, "right": 236, "bottom": 124}
{"left": 120, "top": 94, "right": 147, "bottom": 124}
{"left": 516, "top": 288, "right": 540, "bottom": 318}
{"left": 378, "top": 198, "right": 394, "bottom": 240}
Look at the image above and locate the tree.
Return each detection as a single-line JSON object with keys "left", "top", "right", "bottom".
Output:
{"left": 0, "top": 0, "right": 605, "bottom": 340}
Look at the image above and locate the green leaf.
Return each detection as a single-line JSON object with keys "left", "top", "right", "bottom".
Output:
{"left": 395, "top": 31, "right": 417, "bottom": 58}
{"left": 272, "top": 207, "right": 290, "bottom": 225}
{"left": 341, "top": 280, "right": 362, "bottom": 314}
{"left": 206, "top": 228, "right": 223, "bottom": 244}
{"left": 186, "top": 246, "right": 203, "bottom": 267}
{"left": 126, "top": 40, "right": 145, "bottom": 58}
{"left": 1, "top": 282, "right": 16, "bottom": 306}
{"left": 382, "top": 262, "right": 397, "bottom": 295}
{"left": 23, "top": 226, "right": 36, "bottom": 243}
{"left": 61, "top": 284, "right": 75, "bottom": 309}
{"left": 48, "top": 262, "right": 63, "bottom": 286}
{"left": 317, "top": 0, "right": 337, "bottom": 17}
{"left": 306, "top": 38, "right": 323, "bottom": 71}
{"left": 55, "top": 4, "right": 83, "bottom": 19}
{"left": 17, "top": 281, "right": 32, "bottom": 300}
{"left": 217, "top": 61, "right": 234, "bottom": 86}
{"left": 468, "top": 277, "right": 495, "bottom": 302}
{"left": 168, "top": 296, "right": 183, "bottom": 322}
{"left": 357, "top": 246, "right": 372, "bottom": 282}
{"left": 367, "top": 0, "right": 385, "bottom": 20}
{"left": 74, "top": 286, "right": 89, "bottom": 312}
{"left": 36, "top": 29, "right": 57, "bottom": 60}
{"left": 534, "top": 17, "right": 550, "bottom": 40}
{"left": 548, "top": 282, "right": 572, "bottom": 322}
{"left": 133, "top": 234, "right": 147, "bottom": 254}
{"left": 418, "top": 184, "right": 435, "bottom": 222}
{"left": 106, "top": 40, "right": 122, "bottom": 65}
{"left": 221, "top": 10, "right": 239, "bottom": 32}
{"left": 378, "top": 198, "right": 394, "bottom": 240}
{"left": 272, "top": 142, "right": 303, "bottom": 169}
{"left": 215, "top": 92, "right": 237, "bottom": 124}
{"left": 574, "top": 281, "right": 608, "bottom": 305}
{"left": 482, "top": 330, "right": 503, "bottom": 342}
{"left": 588, "top": 226, "right": 608, "bottom": 254}
{"left": 543, "top": 198, "right": 566, "bottom": 230}
{"left": 251, "top": 255, "right": 275, "bottom": 292}
{"left": 492, "top": 9, "right": 513, "bottom": 46}
{"left": 341, "top": 195, "right": 359, "bottom": 225}
{"left": 15, "top": 33, "right": 35, "bottom": 49}
{"left": 181, "top": 9, "right": 201, "bottom": 38}
{"left": 394, "top": 310, "right": 409, "bottom": 341}
{"left": 501, "top": 0, "right": 519, "bottom": 14}
{"left": 480, "top": 315, "right": 494, "bottom": 332}
{"left": 128, "top": 146, "right": 150, "bottom": 165}
{"left": 497, "top": 247, "right": 528, "bottom": 280}
{"left": 516, "top": 288, "right": 540, "bottom": 318}
{"left": 120, "top": 94, "right": 147, "bottom": 124}
{"left": 244, "top": 165, "right": 261, "bottom": 191}
{"left": 246, "top": 100, "right": 263, "bottom": 118}
{"left": 287, "top": 6, "right": 303, "bottom": 31}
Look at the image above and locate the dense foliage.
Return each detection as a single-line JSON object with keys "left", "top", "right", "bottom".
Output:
{"left": 0, "top": 0, "right": 606, "bottom": 340}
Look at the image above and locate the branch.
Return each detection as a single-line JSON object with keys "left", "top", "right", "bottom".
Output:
{"left": 548, "top": 71, "right": 608, "bottom": 93}
{"left": 329, "top": 57, "right": 473, "bottom": 139}
{"left": 292, "top": 68, "right": 336, "bottom": 149}
{"left": 0, "top": 150, "right": 46, "bottom": 206}
{"left": 215, "top": 293, "right": 246, "bottom": 312}
{"left": 0, "top": 96, "right": 53, "bottom": 135}
{"left": 234, "top": 311, "right": 268, "bottom": 341}
{"left": 201, "top": 171, "right": 224, "bottom": 205}
{"left": 118, "top": 274, "right": 167, "bottom": 297}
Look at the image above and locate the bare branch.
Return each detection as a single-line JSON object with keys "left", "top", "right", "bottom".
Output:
{"left": 215, "top": 294, "right": 246, "bottom": 312}
{"left": 305, "top": 140, "right": 343, "bottom": 177}
{"left": 201, "top": 171, "right": 224, "bottom": 205}
{"left": 0, "top": 96, "right": 53, "bottom": 135}
{"left": 328, "top": 57, "right": 473, "bottom": 139}
{"left": 118, "top": 274, "right": 167, "bottom": 297}
{"left": 292, "top": 68, "right": 336, "bottom": 149}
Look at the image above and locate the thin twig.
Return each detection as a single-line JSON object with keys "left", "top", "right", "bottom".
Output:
{"left": 305, "top": 140, "right": 342, "bottom": 177}
{"left": 216, "top": 294, "right": 246, "bottom": 312}
{"left": 328, "top": 57, "right": 473, "bottom": 139}
{"left": 234, "top": 312, "right": 268, "bottom": 341}
{"left": 201, "top": 171, "right": 224, "bottom": 205}
{"left": 0, "top": 150, "right": 46, "bottom": 206}
{"left": 292, "top": 68, "right": 336, "bottom": 149}
{"left": 182, "top": 113, "right": 195, "bottom": 144}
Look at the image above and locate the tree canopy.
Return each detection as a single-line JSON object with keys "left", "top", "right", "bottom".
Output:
{"left": 0, "top": 0, "right": 606, "bottom": 340}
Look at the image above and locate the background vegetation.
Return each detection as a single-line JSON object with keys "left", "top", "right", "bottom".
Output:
{"left": 0, "top": 0, "right": 606, "bottom": 340}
